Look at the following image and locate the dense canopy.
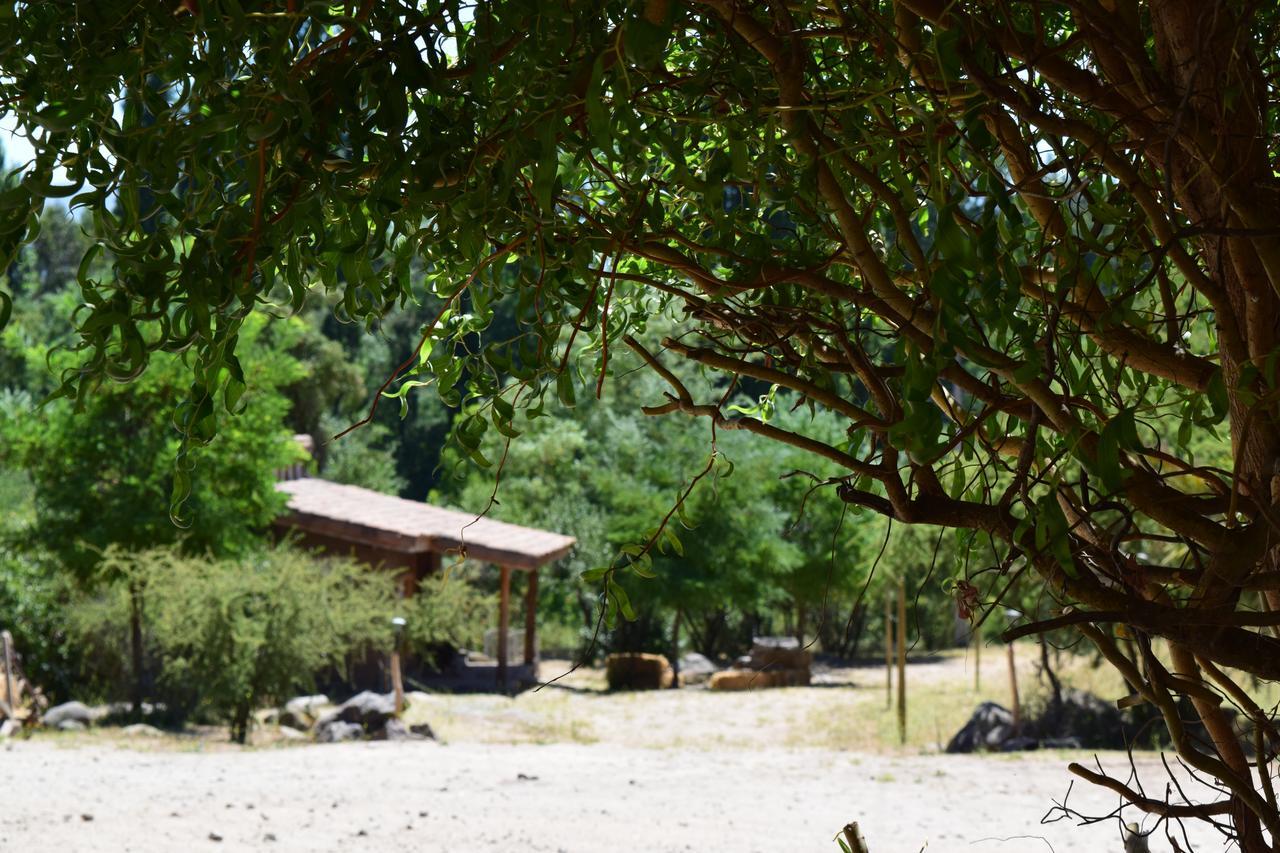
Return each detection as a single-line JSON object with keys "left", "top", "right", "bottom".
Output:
{"left": 4, "top": 1, "right": 1280, "bottom": 846}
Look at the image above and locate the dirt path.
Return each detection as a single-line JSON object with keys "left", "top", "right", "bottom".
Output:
{"left": 0, "top": 739, "right": 1220, "bottom": 852}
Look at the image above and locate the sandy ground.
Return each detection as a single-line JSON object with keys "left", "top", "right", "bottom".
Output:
{"left": 0, "top": 652, "right": 1228, "bottom": 852}
{"left": 0, "top": 740, "right": 1223, "bottom": 852}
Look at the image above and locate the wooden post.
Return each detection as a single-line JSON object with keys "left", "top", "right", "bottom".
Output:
{"left": 390, "top": 647, "right": 404, "bottom": 715}
{"left": 670, "top": 608, "right": 682, "bottom": 689}
{"left": 896, "top": 578, "right": 907, "bottom": 745}
{"left": 523, "top": 569, "right": 538, "bottom": 666}
{"left": 973, "top": 625, "right": 981, "bottom": 693}
{"left": 842, "top": 822, "right": 869, "bottom": 853}
{"left": 1007, "top": 641, "right": 1021, "bottom": 733}
{"left": 498, "top": 564, "right": 511, "bottom": 693}
{"left": 1, "top": 631, "right": 14, "bottom": 714}
{"left": 884, "top": 591, "right": 893, "bottom": 709}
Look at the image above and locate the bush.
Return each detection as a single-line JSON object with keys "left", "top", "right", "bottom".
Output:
{"left": 70, "top": 546, "right": 400, "bottom": 742}
{"left": 402, "top": 564, "right": 496, "bottom": 656}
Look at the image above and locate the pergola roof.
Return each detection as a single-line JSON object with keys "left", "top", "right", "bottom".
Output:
{"left": 275, "top": 478, "right": 575, "bottom": 570}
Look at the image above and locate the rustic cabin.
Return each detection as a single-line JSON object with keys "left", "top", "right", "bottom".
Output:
{"left": 274, "top": 441, "right": 575, "bottom": 692}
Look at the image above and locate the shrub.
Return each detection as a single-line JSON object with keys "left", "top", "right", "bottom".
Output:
{"left": 402, "top": 564, "right": 496, "bottom": 657}
{"left": 70, "top": 546, "right": 400, "bottom": 742}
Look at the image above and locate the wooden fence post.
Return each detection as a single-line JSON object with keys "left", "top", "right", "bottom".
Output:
{"left": 498, "top": 565, "right": 511, "bottom": 693}
{"left": 883, "top": 592, "right": 893, "bottom": 709}
{"left": 973, "top": 625, "right": 981, "bottom": 692}
{"left": 1007, "top": 641, "right": 1021, "bottom": 733}
{"left": 896, "top": 578, "right": 907, "bottom": 745}
{"left": 1, "top": 631, "right": 13, "bottom": 716}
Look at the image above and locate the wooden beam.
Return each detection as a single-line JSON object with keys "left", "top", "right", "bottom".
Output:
{"left": 523, "top": 569, "right": 538, "bottom": 666}
{"left": 498, "top": 565, "right": 511, "bottom": 693}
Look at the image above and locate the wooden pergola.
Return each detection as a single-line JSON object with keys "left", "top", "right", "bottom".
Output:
{"left": 273, "top": 477, "right": 575, "bottom": 691}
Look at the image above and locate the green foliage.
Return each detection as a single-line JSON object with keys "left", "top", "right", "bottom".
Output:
{"left": 402, "top": 566, "right": 496, "bottom": 655}
{"left": 68, "top": 546, "right": 399, "bottom": 743}
{"left": 6, "top": 10, "right": 1278, "bottom": 838}
{"left": 317, "top": 414, "right": 407, "bottom": 495}
{"left": 437, "top": 341, "right": 880, "bottom": 658}
{"left": 0, "top": 310, "right": 303, "bottom": 573}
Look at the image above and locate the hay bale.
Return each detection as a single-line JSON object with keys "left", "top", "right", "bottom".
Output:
{"left": 748, "top": 636, "right": 812, "bottom": 672}
{"left": 708, "top": 668, "right": 810, "bottom": 691}
{"left": 708, "top": 669, "right": 759, "bottom": 691}
{"left": 605, "top": 653, "right": 673, "bottom": 691}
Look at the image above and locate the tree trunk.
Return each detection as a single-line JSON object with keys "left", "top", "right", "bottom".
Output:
{"left": 129, "top": 580, "right": 145, "bottom": 721}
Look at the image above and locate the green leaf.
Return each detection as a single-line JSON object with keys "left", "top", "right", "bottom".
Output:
{"left": 608, "top": 579, "right": 636, "bottom": 621}
{"left": 556, "top": 370, "right": 576, "bottom": 408}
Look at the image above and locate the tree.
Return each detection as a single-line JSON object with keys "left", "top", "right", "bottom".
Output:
{"left": 3, "top": 1, "right": 1280, "bottom": 843}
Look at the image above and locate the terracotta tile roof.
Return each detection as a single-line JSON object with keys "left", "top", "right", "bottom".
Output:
{"left": 275, "top": 478, "right": 576, "bottom": 569}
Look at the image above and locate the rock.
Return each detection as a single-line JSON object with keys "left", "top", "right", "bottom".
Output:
{"left": 999, "top": 735, "right": 1040, "bottom": 752}
{"left": 56, "top": 719, "right": 87, "bottom": 732}
{"left": 277, "top": 725, "right": 307, "bottom": 741}
{"left": 1035, "top": 688, "right": 1129, "bottom": 750}
{"left": 121, "top": 723, "right": 164, "bottom": 738}
{"left": 326, "top": 691, "right": 395, "bottom": 731}
{"left": 676, "top": 653, "right": 717, "bottom": 685}
{"left": 315, "top": 720, "right": 363, "bottom": 743}
{"left": 279, "top": 694, "right": 330, "bottom": 730}
{"left": 374, "top": 718, "right": 438, "bottom": 742}
{"left": 43, "top": 701, "right": 94, "bottom": 729}
{"left": 945, "top": 702, "right": 1016, "bottom": 753}
{"left": 376, "top": 718, "right": 413, "bottom": 741}
{"left": 0, "top": 718, "right": 17, "bottom": 738}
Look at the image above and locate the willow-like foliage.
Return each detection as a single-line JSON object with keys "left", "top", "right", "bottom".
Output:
{"left": 4, "top": 1, "right": 1280, "bottom": 844}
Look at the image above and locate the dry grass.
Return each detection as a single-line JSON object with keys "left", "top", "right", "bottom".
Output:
{"left": 29, "top": 639, "right": 1273, "bottom": 756}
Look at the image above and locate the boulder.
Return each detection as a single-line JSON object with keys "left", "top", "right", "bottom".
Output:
{"left": 56, "top": 719, "right": 87, "bottom": 732}
{"left": 945, "top": 702, "right": 1016, "bottom": 753}
{"left": 42, "top": 701, "right": 95, "bottom": 729}
{"left": 333, "top": 691, "right": 396, "bottom": 729}
{"left": 313, "top": 691, "right": 396, "bottom": 740}
{"left": 279, "top": 694, "right": 330, "bottom": 730}
{"left": 121, "top": 723, "right": 164, "bottom": 738}
{"left": 372, "top": 718, "right": 438, "bottom": 741}
{"left": 605, "top": 653, "right": 673, "bottom": 691}
{"left": 277, "top": 725, "right": 307, "bottom": 741}
{"left": 378, "top": 718, "right": 410, "bottom": 741}
{"left": 676, "top": 653, "right": 717, "bottom": 685}
{"left": 315, "top": 720, "right": 363, "bottom": 743}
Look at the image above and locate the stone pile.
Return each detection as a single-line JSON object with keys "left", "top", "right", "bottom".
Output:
{"left": 282, "top": 691, "right": 437, "bottom": 744}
